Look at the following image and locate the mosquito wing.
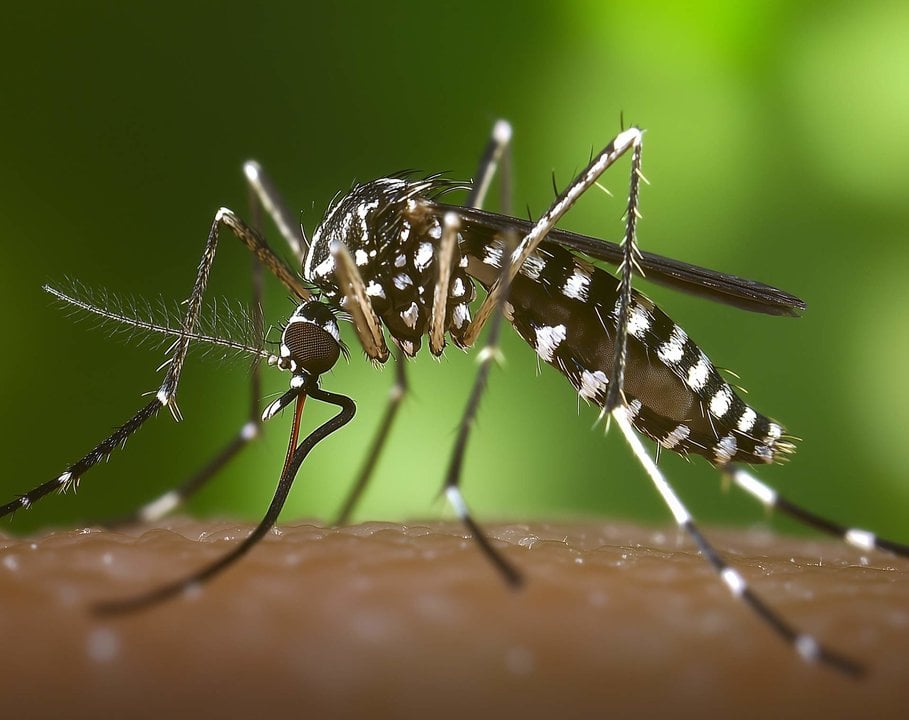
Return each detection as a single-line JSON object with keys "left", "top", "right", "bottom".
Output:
{"left": 433, "top": 203, "right": 805, "bottom": 317}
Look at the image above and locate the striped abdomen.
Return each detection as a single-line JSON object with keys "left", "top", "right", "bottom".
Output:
{"left": 462, "top": 235, "right": 794, "bottom": 466}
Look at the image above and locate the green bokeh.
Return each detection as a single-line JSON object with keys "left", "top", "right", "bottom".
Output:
{"left": 2, "top": 1, "right": 907, "bottom": 540}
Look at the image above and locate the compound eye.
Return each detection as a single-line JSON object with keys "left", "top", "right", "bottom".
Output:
{"left": 280, "top": 302, "right": 341, "bottom": 377}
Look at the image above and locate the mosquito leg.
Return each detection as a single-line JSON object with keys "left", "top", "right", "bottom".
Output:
{"left": 338, "top": 121, "right": 514, "bottom": 521}
{"left": 158, "top": 205, "right": 310, "bottom": 417}
{"left": 432, "top": 120, "right": 512, "bottom": 354}
{"left": 433, "top": 122, "right": 524, "bottom": 584}
{"left": 442, "top": 203, "right": 522, "bottom": 587}
{"left": 466, "top": 119, "right": 512, "bottom": 210}
{"left": 107, "top": 191, "right": 274, "bottom": 526}
{"left": 106, "top": 423, "right": 261, "bottom": 526}
{"left": 243, "top": 160, "right": 308, "bottom": 264}
{"left": 442, "top": 247, "right": 522, "bottom": 586}
{"left": 95, "top": 384, "right": 356, "bottom": 614}
{"left": 206, "top": 207, "right": 311, "bottom": 304}
{"left": 1, "top": 401, "right": 163, "bottom": 518}
{"left": 3, "top": 207, "right": 308, "bottom": 520}
{"left": 604, "top": 136, "right": 644, "bottom": 413}
{"left": 332, "top": 241, "right": 390, "bottom": 362}
{"left": 724, "top": 464, "right": 909, "bottom": 558}
{"left": 429, "top": 213, "right": 461, "bottom": 355}
{"left": 462, "top": 127, "right": 643, "bottom": 348}
{"left": 333, "top": 346, "right": 407, "bottom": 526}
{"left": 612, "top": 407, "right": 863, "bottom": 677}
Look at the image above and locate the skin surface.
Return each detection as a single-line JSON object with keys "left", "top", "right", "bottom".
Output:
{"left": 0, "top": 519, "right": 906, "bottom": 719}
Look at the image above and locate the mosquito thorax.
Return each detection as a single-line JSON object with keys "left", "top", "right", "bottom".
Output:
{"left": 302, "top": 176, "right": 476, "bottom": 357}
{"left": 277, "top": 301, "right": 341, "bottom": 377}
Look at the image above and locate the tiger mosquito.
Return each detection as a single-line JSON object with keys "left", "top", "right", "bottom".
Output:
{"left": 7, "top": 120, "right": 908, "bottom": 677}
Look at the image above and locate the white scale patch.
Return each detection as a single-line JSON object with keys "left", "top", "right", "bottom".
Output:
{"left": 321, "top": 319, "right": 341, "bottom": 343}
{"left": 753, "top": 445, "right": 773, "bottom": 461}
{"left": 401, "top": 302, "right": 419, "bottom": 329}
{"left": 562, "top": 268, "right": 591, "bottom": 301}
{"left": 453, "top": 303, "right": 470, "bottom": 328}
{"left": 415, "top": 242, "right": 433, "bottom": 271}
{"left": 312, "top": 254, "right": 335, "bottom": 278}
{"left": 657, "top": 325, "right": 688, "bottom": 366}
{"left": 366, "top": 280, "right": 386, "bottom": 298}
{"left": 795, "top": 635, "right": 820, "bottom": 662}
{"left": 262, "top": 397, "right": 284, "bottom": 421}
{"left": 709, "top": 385, "right": 733, "bottom": 418}
{"left": 340, "top": 212, "right": 354, "bottom": 238}
{"left": 578, "top": 369, "right": 609, "bottom": 400}
{"left": 737, "top": 407, "right": 757, "bottom": 433}
{"left": 721, "top": 567, "right": 746, "bottom": 596}
{"left": 533, "top": 324, "right": 567, "bottom": 363}
{"left": 626, "top": 398, "right": 642, "bottom": 419}
{"left": 241, "top": 421, "right": 259, "bottom": 441}
{"left": 354, "top": 249, "right": 369, "bottom": 266}
{"left": 732, "top": 468, "right": 777, "bottom": 506}
{"left": 393, "top": 273, "right": 413, "bottom": 290}
{"left": 765, "top": 423, "right": 782, "bottom": 443}
{"left": 686, "top": 355, "right": 710, "bottom": 392}
{"left": 139, "top": 491, "right": 181, "bottom": 521}
{"left": 394, "top": 254, "right": 406, "bottom": 268}
{"left": 845, "top": 528, "right": 876, "bottom": 552}
{"left": 400, "top": 221, "right": 411, "bottom": 243}
{"left": 713, "top": 434, "right": 737, "bottom": 464}
{"left": 356, "top": 200, "right": 378, "bottom": 219}
{"left": 660, "top": 424, "right": 691, "bottom": 450}
{"left": 429, "top": 220, "right": 442, "bottom": 240}
{"left": 519, "top": 253, "right": 546, "bottom": 281}
{"left": 452, "top": 277, "right": 465, "bottom": 297}
{"left": 483, "top": 242, "right": 503, "bottom": 268}
{"left": 627, "top": 303, "right": 651, "bottom": 338}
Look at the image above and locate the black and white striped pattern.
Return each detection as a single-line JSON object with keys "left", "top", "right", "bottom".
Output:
{"left": 10, "top": 122, "right": 909, "bottom": 677}
{"left": 458, "top": 230, "right": 794, "bottom": 468}
{"left": 304, "top": 175, "right": 793, "bottom": 468}
{"left": 304, "top": 176, "right": 476, "bottom": 357}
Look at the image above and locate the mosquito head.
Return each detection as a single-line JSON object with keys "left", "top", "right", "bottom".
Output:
{"left": 277, "top": 301, "right": 342, "bottom": 379}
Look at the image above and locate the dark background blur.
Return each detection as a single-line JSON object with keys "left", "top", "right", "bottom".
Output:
{"left": 1, "top": 1, "right": 907, "bottom": 539}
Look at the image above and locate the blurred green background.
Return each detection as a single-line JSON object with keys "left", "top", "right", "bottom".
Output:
{"left": 1, "top": 1, "right": 908, "bottom": 541}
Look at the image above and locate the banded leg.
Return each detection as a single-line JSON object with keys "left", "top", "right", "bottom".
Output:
{"left": 333, "top": 346, "right": 408, "bottom": 525}
{"left": 726, "top": 465, "right": 909, "bottom": 558}
{"left": 429, "top": 213, "right": 463, "bottom": 354}
{"left": 96, "top": 384, "right": 356, "bottom": 614}
{"left": 105, "top": 171, "right": 310, "bottom": 525}
{"left": 604, "top": 136, "right": 645, "bottom": 412}
{"left": 442, "top": 126, "right": 644, "bottom": 585}
{"left": 462, "top": 127, "right": 643, "bottom": 348}
{"left": 2, "top": 207, "right": 306, "bottom": 521}
{"left": 243, "top": 160, "right": 308, "bottom": 265}
{"left": 332, "top": 241, "right": 390, "bottom": 362}
{"left": 432, "top": 119, "right": 512, "bottom": 353}
{"left": 334, "top": 120, "right": 514, "bottom": 523}
{"left": 442, "top": 225, "right": 522, "bottom": 587}
{"left": 437, "top": 122, "right": 523, "bottom": 583}
{"left": 466, "top": 119, "right": 513, "bottom": 210}
{"left": 612, "top": 407, "right": 863, "bottom": 677}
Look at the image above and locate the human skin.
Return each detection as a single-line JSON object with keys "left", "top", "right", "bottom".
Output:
{"left": 0, "top": 519, "right": 906, "bottom": 719}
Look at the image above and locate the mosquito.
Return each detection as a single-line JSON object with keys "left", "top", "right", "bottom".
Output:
{"left": 6, "top": 120, "right": 906, "bottom": 678}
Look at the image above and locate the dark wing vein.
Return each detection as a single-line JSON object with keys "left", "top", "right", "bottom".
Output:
{"left": 432, "top": 203, "right": 805, "bottom": 317}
